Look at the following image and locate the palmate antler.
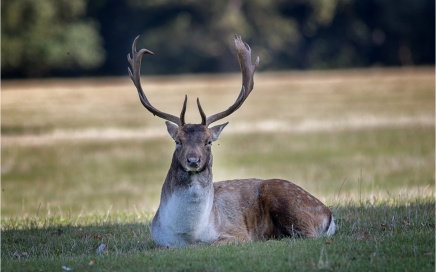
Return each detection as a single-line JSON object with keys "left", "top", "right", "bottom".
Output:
{"left": 127, "top": 35, "right": 259, "bottom": 127}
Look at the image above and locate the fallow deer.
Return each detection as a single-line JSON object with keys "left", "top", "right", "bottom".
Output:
{"left": 127, "top": 35, "right": 336, "bottom": 248}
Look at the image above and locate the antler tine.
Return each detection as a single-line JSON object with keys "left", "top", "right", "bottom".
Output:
{"left": 197, "top": 98, "right": 207, "bottom": 125}
{"left": 127, "top": 35, "right": 185, "bottom": 126}
{"left": 180, "top": 95, "right": 188, "bottom": 126}
{"left": 203, "top": 35, "right": 260, "bottom": 127}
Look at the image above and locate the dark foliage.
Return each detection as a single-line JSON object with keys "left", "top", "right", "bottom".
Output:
{"left": 1, "top": 0, "right": 434, "bottom": 78}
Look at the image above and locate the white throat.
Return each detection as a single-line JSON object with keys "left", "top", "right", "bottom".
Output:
{"left": 152, "top": 174, "right": 217, "bottom": 247}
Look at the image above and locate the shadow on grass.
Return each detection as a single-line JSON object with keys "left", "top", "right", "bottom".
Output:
{"left": 1, "top": 198, "right": 435, "bottom": 271}
{"left": 1, "top": 221, "right": 156, "bottom": 260}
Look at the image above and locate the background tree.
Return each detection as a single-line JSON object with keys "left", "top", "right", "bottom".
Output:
{"left": 1, "top": 0, "right": 104, "bottom": 77}
{"left": 1, "top": 0, "right": 434, "bottom": 78}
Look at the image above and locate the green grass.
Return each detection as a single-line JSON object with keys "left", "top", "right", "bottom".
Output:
{"left": 2, "top": 198, "right": 434, "bottom": 271}
{"left": 1, "top": 68, "right": 435, "bottom": 270}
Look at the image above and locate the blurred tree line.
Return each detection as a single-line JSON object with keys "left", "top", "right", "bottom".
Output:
{"left": 1, "top": 0, "right": 434, "bottom": 78}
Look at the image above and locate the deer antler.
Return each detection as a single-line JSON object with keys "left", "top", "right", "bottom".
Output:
{"left": 127, "top": 35, "right": 187, "bottom": 126}
{"left": 198, "top": 35, "right": 260, "bottom": 127}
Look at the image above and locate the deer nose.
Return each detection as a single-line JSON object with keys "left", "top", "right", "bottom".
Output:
{"left": 187, "top": 157, "right": 200, "bottom": 168}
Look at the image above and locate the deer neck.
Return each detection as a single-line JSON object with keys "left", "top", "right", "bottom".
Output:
{"left": 161, "top": 157, "right": 214, "bottom": 202}
{"left": 157, "top": 155, "right": 215, "bottom": 224}
{"left": 153, "top": 159, "right": 216, "bottom": 245}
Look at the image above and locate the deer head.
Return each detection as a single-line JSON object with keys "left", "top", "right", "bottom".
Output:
{"left": 165, "top": 123, "right": 226, "bottom": 173}
{"left": 127, "top": 35, "right": 259, "bottom": 173}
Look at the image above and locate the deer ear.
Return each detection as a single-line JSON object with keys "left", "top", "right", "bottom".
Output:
{"left": 165, "top": 121, "right": 179, "bottom": 140}
{"left": 209, "top": 122, "right": 228, "bottom": 142}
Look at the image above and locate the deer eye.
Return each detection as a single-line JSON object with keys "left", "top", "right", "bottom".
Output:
{"left": 175, "top": 140, "right": 181, "bottom": 146}
{"left": 206, "top": 140, "right": 212, "bottom": 146}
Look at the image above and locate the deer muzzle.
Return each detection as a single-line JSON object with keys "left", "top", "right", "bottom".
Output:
{"left": 187, "top": 157, "right": 201, "bottom": 170}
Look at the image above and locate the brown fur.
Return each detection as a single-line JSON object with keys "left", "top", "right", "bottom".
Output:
{"left": 212, "top": 178, "right": 332, "bottom": 243}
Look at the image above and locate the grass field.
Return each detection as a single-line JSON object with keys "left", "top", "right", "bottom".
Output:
{"left": 1, "top": 68, "right": 435, "bottom": 271}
